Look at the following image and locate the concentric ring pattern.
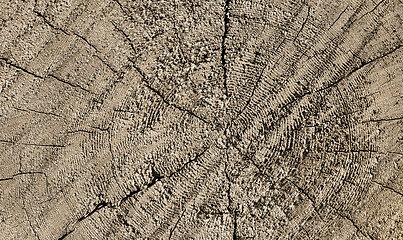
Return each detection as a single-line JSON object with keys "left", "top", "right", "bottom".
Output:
{"left": 0, "top": 0, "right": 402, "bottom": 239}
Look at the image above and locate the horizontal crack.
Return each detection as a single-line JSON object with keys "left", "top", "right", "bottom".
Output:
{"left": 0, "top": 171, "right": 47, "bottom": 183}
{"left": 0, "top": 139, "right": 66, "bottom": 148}
{"left": 14, "top": 107, "right": 61, "bottom": 118}
{"left": 362, "top": 116, "right": 403, "bottom": 123}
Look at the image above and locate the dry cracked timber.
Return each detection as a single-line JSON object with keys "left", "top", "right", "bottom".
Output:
{"left": 0, "top": 0, "right": 402, "bottom": 239}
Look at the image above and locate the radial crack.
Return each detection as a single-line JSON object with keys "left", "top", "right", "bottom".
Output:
{"left": 328, "top": 5, "right": 350, "bottom": 30}
{"left": 317, "top": 44, "right": 402, "bottom": 93}
{"left": 286, "top": 178, "right": 324, "bottom": 221}
{"left": 58, "top": 229, "right": 75, "bottom": 240}
{"left": 131, "top": 64, "right": 211, "bottom": 125}
{"left": 22, "top": 199, "right": 41, "bottom": 240}
{"left": 1, "top": 57, "right": 93, "bottom": 94}
{"left": 221, "top": 0, "right": 231, "bottom": 97}
{"left": 293, "top": 6, "right": 310, "bottom": 42}
{"left": 111, "top": 21, "right": 136, "bottom": 53}
{"left": 119, "top": 147, "right": 209, "bottom": 205}
{"left": 33, "top": 10, "right": 71, "bottom": 36}
{"left": 0, "top": 57, "right": 44, "bottom": 79}
{"left": 332, "top": 208, "right": 375, "bottom": 240}
{"left": 13, "top": 107, "right": 61, "bottom": 118}
{"left": 77, "top": 201, "right": 107, "bottom": 222}
{"left": 168, "top": 208, "right": 186, "bottom": 240}
{"left": 362, "top": 116, "right": 403, "bottom": 123}
{"left": 72, "top": 32, "right": 99, "bottom": 52}
{"left": 49, "top": 74, "right": 92, "bottom": 94}
{"left": 355, "top": 0, "right": 386, "bottom": 23}
{"left": 372, "top": 180, "right": 403, "bottom": 197}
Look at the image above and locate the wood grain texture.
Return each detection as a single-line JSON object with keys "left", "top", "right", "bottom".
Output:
{"left": 0, "top": 0, "right": 402, "bottom": 239}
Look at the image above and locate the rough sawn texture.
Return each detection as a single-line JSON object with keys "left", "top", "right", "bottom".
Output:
{"left": 0, "top": 0, "right": 402, "bottom": 239}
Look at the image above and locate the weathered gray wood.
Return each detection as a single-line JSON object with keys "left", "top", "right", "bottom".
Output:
{"left": 0, "top": 0, "right": 402, "bottom": 239}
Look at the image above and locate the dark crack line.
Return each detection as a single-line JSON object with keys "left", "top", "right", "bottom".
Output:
{"left": 91, "top": 125, "right": 110, "bottom": 132}
{"left": 35, "top": 10, "right": 118, "bottom": 78}
{"left": 22, "top": 198, "right": 41, "bottom": 240}
{"left": 168, "top": 208, "right": 186, "bottom": 240}
{"left": 228, "top": 141, "right": 273, "bottom": 181}
{"left": 131, "top": 64, "right": 211, "bottom": 126}
{"left": 285, "top": 178, "right": 324, "bottom": 221}
{"left": 35, "top": 10, "right": 100, "bottom": 54}
{"left": 0, "top": 171, "right": 49, "bottom": 200}
{"left": 0, "top": 57, "right": 44, "bottom": 79}
{"left": 65, "top": 200, "right": 112, "bottom": 239}
{"left": 231, "top": 38, "right": 287, "bottom": 124}
{"left": 119, "top": 147, "right": 209, "bottom": 205}
{"left": 112, "top": 21, "right": 165, "bottom": 65}
{"left": 14, "top": 106, "right": 61, "bottom": 118}
{"left": 293, "top": 6, "right": 310, "bottom": 42}
{"left": 111, "top": 0, "right": 129, "bottom": 16}
{"left": 362, "top": 116, "right": 403, "bottom": 123}
{"left": 231, "top": 44, "right": 400, "bottom": 135}
{"left": 331, "top": 207, "right": 375, "bottom": 240}
{"left": 0, "top": 139, "right": 66, "bottom": 148}
{"left": 72, "top": 32, "right": 99, "bottom": 52}
{"left": 146, "top": 167, "right": 164, "bottom": 189}
{"left": 111, "top": 21, "right": 136, "bottom": 53}
{"left": 66, "top": 129, "right": 96, "bottom": 135}
{"left": 119, "top": 188, "right": 141, "bottom": 205}
{"left": 111, "top": 0, "right": 137, "bottom": 23}
{"left": 0, "top": 176, "right": 14, "bottom": 182}
{"left": 77, "top": 201, "right": 107, "bottom": 222}
{"left": 355, "top": 0, "right": 386, "bottom": 23}
{"left": 33, "top": 10, "right": 71, "bottom": 36}
{"left": 221, "top": 0, "right": 231, "bottom": 97}
{"left": 328, "top": 5, "right": 350, "bottom": 30}
{"left": 48, "top": 74, "right": 92, "bottom": 93}
{"left": 58, "top": 229, "right": 75, "bottom": 240}
{"left": 372, "top": 180, "right": 403, "bottom": 197}
{"left": 315, "top": 44, "right": 402, "bottom": 93}
{"left": 171, "top": 147, "right": 209, "bottom": 177}
{"left": 232, "top": 210, "right": 238, "bottom": 240}
{"left": 224, "top": 148, "right": 238, "bottom": 240}
{"left": 93, "top": 54, "right": 120, "bottom": 74}
{"left": 0, "top": 57, "right": 92, "bottom": 94}
{"left": 113, "top": 108, "right": 136, "bottom": 114}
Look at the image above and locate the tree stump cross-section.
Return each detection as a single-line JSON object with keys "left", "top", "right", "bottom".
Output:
{"left": 0, "top": 0, "right": 402, "bottom": 239}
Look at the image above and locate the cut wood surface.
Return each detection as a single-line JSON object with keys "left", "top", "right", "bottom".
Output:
{"left": 0, "top": 0, "right": 402, "bottom": 239}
